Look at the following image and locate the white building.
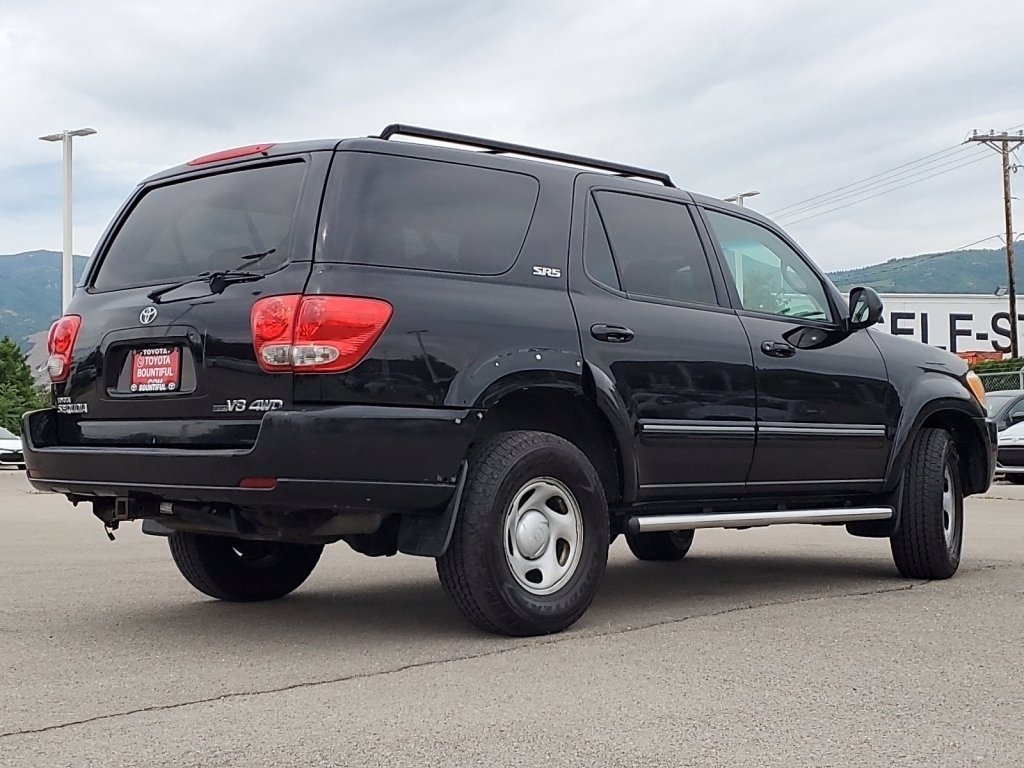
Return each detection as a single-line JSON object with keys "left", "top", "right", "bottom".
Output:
{"left": 875, "top": 294, "right": 1017, "bottom": 355}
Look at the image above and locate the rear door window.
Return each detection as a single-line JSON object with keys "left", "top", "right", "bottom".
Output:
{"left": 322, "top": 154, "right": 539, "bottom": 275}
{"left": 93, "top": 162, "right": 305, "bottom": 291}
{"left": 591, "top": 191, "right": 718, "bottom": 306}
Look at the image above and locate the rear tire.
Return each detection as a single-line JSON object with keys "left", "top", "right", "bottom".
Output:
{"left": 890, "top": 428, "right": 963, "bottom": 579}
{"left": 169, "top": 532, "right": 323, "bottom": 602}
{"left": 625, "top": 529, "right": 694, "bottom": 561}
{"left": 437, "top": 431, "right": 608, "bottom": 637}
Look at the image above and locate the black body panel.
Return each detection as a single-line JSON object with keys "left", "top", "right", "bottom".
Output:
{"left": 738, "top": 313, "right": 894, "bottom": 492}
{"left": 24, "top": 405, "right": 474, "bottom": 512}
{"left": 567, "top": 176, "right": 756, "bottom": 497}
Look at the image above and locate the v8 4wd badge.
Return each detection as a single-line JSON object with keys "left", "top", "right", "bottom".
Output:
{"left": 212, "top": 399, "right": 283, "bottom": 413}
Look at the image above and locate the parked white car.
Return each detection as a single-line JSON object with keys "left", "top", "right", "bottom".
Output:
{"left": 0, "top": 426, "right": 25, "bottom": 469}
{"left": 995, "top": 422, "right": 1024, "bottom": 483}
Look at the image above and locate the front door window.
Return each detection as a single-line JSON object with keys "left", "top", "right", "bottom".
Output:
{"left": 704, "top": 210, "right": 832, "bottom": 323}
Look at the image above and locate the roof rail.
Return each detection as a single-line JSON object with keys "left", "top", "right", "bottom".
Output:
{"left": 379, "top": 124, "right": 674, "bottom": 187}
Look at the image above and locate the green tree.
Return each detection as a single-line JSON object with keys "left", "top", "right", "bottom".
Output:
{"left": 0, "top": 336, "right": 47, "bottom": 434}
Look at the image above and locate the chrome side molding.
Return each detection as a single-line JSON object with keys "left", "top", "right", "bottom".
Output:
{"left": 628, "top": 507, "right": 893, "bottom": 534}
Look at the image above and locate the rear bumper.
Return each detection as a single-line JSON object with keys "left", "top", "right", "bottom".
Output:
{"left": 22, "top": 406, "right": 477, "bottom": 513}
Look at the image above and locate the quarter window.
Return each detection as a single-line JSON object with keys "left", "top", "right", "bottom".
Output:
{"left": 592, "top": 192, "right": 717, "bottom": 305}
{"left": 583, "top": 198, "right": 620, "bottom": 289}
{"left": 323, "top": 154, "right": 539, "bottom": 275}
{"left": 704, "top": 210, "right": 832, "bottom": 322}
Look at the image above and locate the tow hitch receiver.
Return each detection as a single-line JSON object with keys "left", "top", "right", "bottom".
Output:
{"left": 92, "top": 497, "right": 160, "bottom": 540}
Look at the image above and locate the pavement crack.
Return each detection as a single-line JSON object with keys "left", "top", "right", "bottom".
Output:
{"left": 0, "top": 566, "right": 1015, "bottom": 740}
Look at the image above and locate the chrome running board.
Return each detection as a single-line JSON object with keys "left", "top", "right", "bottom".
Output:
{"left": 628, "top": 507, "right": 893, "bottom": 534}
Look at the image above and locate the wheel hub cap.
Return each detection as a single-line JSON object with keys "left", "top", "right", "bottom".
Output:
{"left": 942, "top": 466, "right": 957, "bottom": 549}
{"left": 515, "top": 510, "right": 551, "bottom": 559}
{"left": 503, "top": 477, "right": 584, "bottom": 596}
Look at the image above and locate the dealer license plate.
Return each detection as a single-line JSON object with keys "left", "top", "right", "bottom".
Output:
{"left": 129, "top": 347, "right": 181, "bottom": 393}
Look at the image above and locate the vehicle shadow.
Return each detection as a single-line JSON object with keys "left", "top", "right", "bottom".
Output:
{"left": 592, "top": 549, "right": 903, "bottom": 621}
{"left": 112, "top": 548, "right": 905, "bottom": 646}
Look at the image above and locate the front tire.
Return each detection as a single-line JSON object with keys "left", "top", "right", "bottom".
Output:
{"left": 437, "top": 431, "right": 609, "bottom": 636}
{"left": 625, "top": 529, "right": 694, "bottom": 561}
{"left": 169, "top": 532, "right": 323, "bottom": 602}
{"left": 890, "top": 428, "right": 963, "bottom": 579}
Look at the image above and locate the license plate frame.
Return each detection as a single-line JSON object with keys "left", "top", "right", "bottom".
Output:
{"left": 129, "top": 346, "right": 182, "bottom": 393}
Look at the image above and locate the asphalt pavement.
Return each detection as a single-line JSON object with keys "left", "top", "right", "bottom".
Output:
{"left": 1, "top": 468, "right": 1022, "bottom": 767}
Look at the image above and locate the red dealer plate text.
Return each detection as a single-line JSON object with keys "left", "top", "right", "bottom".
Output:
{"left": 130, "top": 347, "right": 181, "bottom": 393}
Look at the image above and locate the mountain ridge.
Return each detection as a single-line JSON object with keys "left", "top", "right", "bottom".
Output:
{"left": 828, "top": 247, "right": 1011, "bottom": 294}
{"left": 0, "top": 250, "right": 89, "bottom": 347}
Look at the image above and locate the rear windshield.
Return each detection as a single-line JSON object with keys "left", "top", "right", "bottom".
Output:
{"left": 93, "top": 161, "right": 305, "bottom": 291}
{"left": 322, "top": 153, "right": 539, "bottom": 275}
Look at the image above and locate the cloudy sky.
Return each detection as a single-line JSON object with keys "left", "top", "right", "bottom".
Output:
{"left": 1, "top": 0, "right": 1021, "bottom": 272}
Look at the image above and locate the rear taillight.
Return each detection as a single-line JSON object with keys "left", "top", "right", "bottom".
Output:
{"left": 250, "top": 295, "right": 392, "bottom": 373}
{"left": 46, "top": 315, "right": 81, "bottom": 383}
{"left": 251, "top": 295, "right": 301, "bottom": 371}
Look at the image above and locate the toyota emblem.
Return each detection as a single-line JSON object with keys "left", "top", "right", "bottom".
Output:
{"left": 139, "top": 306, "right": 158, "bottom": 325}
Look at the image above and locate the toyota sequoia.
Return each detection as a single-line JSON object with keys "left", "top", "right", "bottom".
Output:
{"left": 23, "top": 125, "right": 996, "bottom": 636}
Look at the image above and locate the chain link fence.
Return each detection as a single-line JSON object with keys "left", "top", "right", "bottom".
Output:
{"left": 977, "top": 369, "right": 1024, "bottom": 392}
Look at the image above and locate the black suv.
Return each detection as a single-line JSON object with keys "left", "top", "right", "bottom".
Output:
{"left": 23, "top": 125, "right": 996, "bottom": 636}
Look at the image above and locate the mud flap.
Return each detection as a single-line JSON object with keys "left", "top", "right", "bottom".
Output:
{"left": 846, "top": 477, "right": 904, "bottom": 538}
{"left": 397, "top": 461, "right": 467, "bottom": 557}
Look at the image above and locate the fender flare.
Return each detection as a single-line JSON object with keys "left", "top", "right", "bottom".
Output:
{"left": 447, "top": 352, "right": 640, "bottom": 506}
{"left": 882, "top": 373, "right": 989, "bottom": 493}
{"left": 583, "top": 362, "right": 640, "bottom": 504}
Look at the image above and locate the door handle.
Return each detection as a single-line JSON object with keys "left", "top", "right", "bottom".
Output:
{"left": 591, "top": 324, "right": 635, "bottom": 343}
{"left": 760, "top": 340, "right": 796, "bottom": 358}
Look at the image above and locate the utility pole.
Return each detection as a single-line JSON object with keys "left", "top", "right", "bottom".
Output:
{"left": 965, "top": 130, "right": 1024, "bottom": 357}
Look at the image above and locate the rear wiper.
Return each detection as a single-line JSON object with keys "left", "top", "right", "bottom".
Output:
{"left": 238, "top": 247, "right": 277, "bottom": 265}
{"left": 147, "top": 268, "right": 267, "bottom": 303}
{"left": 147, "top": 249, "right": 276, "bottom": 303}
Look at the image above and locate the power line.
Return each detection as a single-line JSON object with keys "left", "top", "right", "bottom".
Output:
{"left": 768, "top": 143, "right": 979, "bottom": 216}
{"left": 779, "top": 153, "right": 992, "bottom": 225}
{"left": 774, "top": 148, "right": 989, "bottom": 220}
{"left": 951, "top": 233, "right": 1008, "bottom": 251}
{"left": 769, "top": 122, "right": 1024, "bottom": 220}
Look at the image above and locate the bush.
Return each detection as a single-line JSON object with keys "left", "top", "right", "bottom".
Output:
{"left": 0, "top": 336, "right": 48, "bottom": 434}
{"left": 971, "top": 357, "right": 1024, "bottom": 374}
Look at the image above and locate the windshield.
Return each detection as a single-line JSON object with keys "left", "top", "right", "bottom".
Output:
{"left": 0, "top": 427, "right": 17, "bottom": 439}
{"left": 987, "top": 394, "right": 1015, "bottom": 416}
{"left": 93, "top": 161, "right": 305, "bottom": 292}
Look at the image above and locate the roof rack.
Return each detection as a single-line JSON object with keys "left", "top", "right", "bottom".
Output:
{"left": 379, "top": 124, "right": 674, "bottom": 187}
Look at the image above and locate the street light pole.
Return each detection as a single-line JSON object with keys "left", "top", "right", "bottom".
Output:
{"left": 724, "top": 190, "right": 760, "bottom": 208}
{"left": 39, "top": 128, "right": 96, "bottom": 312}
